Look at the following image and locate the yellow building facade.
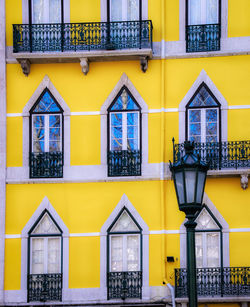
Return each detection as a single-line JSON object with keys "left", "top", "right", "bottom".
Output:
{"left": 0, "top": 0, "right": 250, "bottom": 306}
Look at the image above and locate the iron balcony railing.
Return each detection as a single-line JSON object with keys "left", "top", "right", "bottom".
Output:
{"left": 108, "top": 150, "right": 141, "bottom": 177}
{"left": 30, "top": 152, "right": 63, "bottom": 178}
{"left": 107, "top": 271, "right": 142, "bottom": 300}
{"left": 13, "top": 20, "right": 153, "bottom": 53}
{"left": 175, "top": 267, "right": 250, "bottom": 298}
{"left": 28, "top": 273, "right": 62, "bottom": 302}
{"left": 173, "top": 140, "right": 250, "bottom": 170}
{"left": 186, "top": 24, "right": 220, "bottom": 53}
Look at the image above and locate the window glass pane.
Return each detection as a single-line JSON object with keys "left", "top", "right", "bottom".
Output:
{"left": 128, "top": 0, "right": 139, "bottom": 21}
{"left": 111, "top": 210, "right": 139, "bottom": 232}
{"left": 32, "top": 213, "right": 61, "bottom": 234}
{"left": 188, "top": 85, "right": 218, "bottom": 107}
{"left": 195, "top": 233, "right": 203, "bottom": 268}
{"left": 32, "top": 238, "right": 44, "bottom": 274}
{"left": 206, "top": 109, "right": 217, "bottom": 122}
{"left": 49, "top": 0, "right": 61, "bottom": 23}
{"left": 196, "top": 208, "right": 220, "bottom": 230}
{"left": 206, "top": 0, "right": 219, "bottom": 24}
{"left": 127, "top": 235, "right": 139, "bottom": 271}
{"left": 33, "top": 116, "right": 45, "bottom": 152}
{"left": 127, "top": 113, "right": 139, "bottom": 150}
{"left": 110, "top": 0, "right": 122, "bottom": 21}
{"left": 48, "top": 237, "right": 61, "bottom": 273}
{"left": 189, "top": 123, "right": 201, "bottom": 136}
{"left": 32, "top": 0, "right": 45, "bottom": 24}
{"left": 188, "top": 0, "right": 202, "bottom": 25}
{"left": 207, "top": 233, "right": 220, "bottom": 267}
{"left": 111, "top": 236, "right": 123, "bottom": 271}
{"left": 33, "top": 90, "right": 61, "bottom": 113}
{"left": 189, "top": 109, "right": 201, "bottom": 123}
{"left": 111, "top": 113, "right": 123, "bottom": 150}
{"left": 110, "top": 89, "right": 139, "bottom": 111}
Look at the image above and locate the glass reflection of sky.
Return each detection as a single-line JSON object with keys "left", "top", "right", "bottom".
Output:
{"left": 110, "top": 89, "right": 139, "bottom": 111}
{"left": 189, "top": 86, "right": 218, "bottom": 107}
{"left": 33, "top": 90, "right": 61, "bottom": 113}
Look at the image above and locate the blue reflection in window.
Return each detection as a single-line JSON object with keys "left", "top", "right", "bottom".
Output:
{"left": 110, "top": 89, "right": 140, "bottom": 111}
{"left": 33, "top": 90, "right": 61, "bottom": 113}
{"left": 189, "top": 85, "right": 218, "bottom": 107}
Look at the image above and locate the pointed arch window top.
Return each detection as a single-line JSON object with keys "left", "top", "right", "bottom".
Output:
{"left": 188, "top": 84, "right": 219, "bottom": 108}
{"left": 31, "top": 212, "right": 61, "bottom": 235}
{"left": 32, "top": 89, "right": 62, "bottom": 113}
{"left": 110, "top": 210, "right": 140, "bottom": 232}
{"left": 195, "top": 208, "right": 220, "bottom": 230}
{"left": 109, "top": 88, "right": 140, "bottom": 111}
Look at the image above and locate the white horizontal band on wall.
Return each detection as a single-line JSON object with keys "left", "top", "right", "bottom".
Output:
{"left": 6, "top": 105, "right": 250, "bottom": 117}
{"left": 5, "top": 228, "right": 250, "bottom": 239}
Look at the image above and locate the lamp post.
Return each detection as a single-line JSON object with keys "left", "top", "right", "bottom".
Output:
{"left": 170, "top": 141, "right": 209, "bottom": 307}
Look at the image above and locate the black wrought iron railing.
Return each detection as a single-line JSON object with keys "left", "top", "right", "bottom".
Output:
{"left": 108, "top": 150, "right": 141, "bottom": 177}
{"left": 107, "top": 271, "right": 142, "bottom": 300}
{"left": 28, "top": 273, "right": 62, "bottom": 302}
{"left": 186, "top": 24, "right": 220, "bottom": 53}
{"left": 173, "top": 140, "right": 250, "bottom": 170}
{"left": 30, "top": 152, "right": 63, "bottom": 178}
{"left": 175, "top": 267, "right": 250, "bottom": 298}
{"left": 13, "top": 20, "right": 153, "bottom": 53}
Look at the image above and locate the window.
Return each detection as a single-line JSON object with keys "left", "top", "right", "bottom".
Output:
{"left": 108, "top": 86, "right": 141, "bottom": 177}
{"left": 30, "top": 88, "right": 63, "bottom": 178}
{"left": 107, "top": 208, "right": 142, "bottom": 300}
{"left": 30, "top": 0, "right": 63, "bottom": 23}
{"left": 195, "top": 207, "right": 221, "bottom": 268}
{"left": 186, "top": 83, "right": 221, "bottom": 143}
{"left": 186, "top": 0, "right": 221, "bottom": 52}
{"left": 28, "top": 211, "right": 62, "bottom": 302}
{"left": 109, "top": 0, "right": 141, "bottom": 21}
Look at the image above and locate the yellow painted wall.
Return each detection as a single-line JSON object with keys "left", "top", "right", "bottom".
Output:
{"left": 4, "top": 239, "right": 21, "bottom": 290}
{"left": 228, "top": 0, "right": 250, "bottom": 37}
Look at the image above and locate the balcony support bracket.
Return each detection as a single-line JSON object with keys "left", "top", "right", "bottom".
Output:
{"left": 80, "top": 57, "right": 89, "bottom": 75}
{"left": 140, "top": 56, "right": 148, "bottom": 73}
{"left": 240, "top": 173, "right": 248, "bottom": 190}
{"left": 20, "top": 59, "right": 30, "bottom": 76}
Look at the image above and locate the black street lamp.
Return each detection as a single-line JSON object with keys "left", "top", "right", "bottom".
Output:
{"left": 170, "top": 141, "right": 209, "bottom": 307}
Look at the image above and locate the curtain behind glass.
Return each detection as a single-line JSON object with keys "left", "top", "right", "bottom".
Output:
{"left": 49, "top": 0, "right": 61, "bottom": 23}
{"left": 128, "top": 0, "right": 139, "bottom": 21}
{"left": 188, "top": 0, "right": 218, "bottom": 25}
{"left": 32, "top": 238, "right": 44, "bottom": 274}
{"left": 32, "top": 0, "right": 61, "bottom": 23}
{"left": 48, "top": 238, "right": 61, "bottom": 273}
{"left": 111, "top": 0, "right": 122, "bottom": 21}
{"left": 32, "top": 0, "right": 45, "bottom": 24}
{"left": 188, "top": 0, "right": 202, "bottom": 25}
{"left": 206, "top": 0, "right": 219, "bottom": 24}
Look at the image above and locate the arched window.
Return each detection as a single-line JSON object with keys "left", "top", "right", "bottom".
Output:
{"left": 107, "top": 208, "right": 142, "bottom": 300}
{"left": 195, "top": 207, "right": 222, "bottom": 268}
{"left": 108, "top": 86, "right": 141, "bottom": 177}
{"left": 30, "top": 88, "right": 63, "bottom": 178}
{"left": 28, "top": 210, "right": 62, "bottom": 302}
{"left": 186, "top": 82, "right": 221, "bottom": 143}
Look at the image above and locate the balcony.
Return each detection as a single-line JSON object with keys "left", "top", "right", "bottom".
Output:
{"left": 175, "top": 267, "right": 250, "bottom": 298}
{"left": 107, "top": 271, "right": 142, "bottom": 300}
{"left": 108, "top": 150, "right": 141, "bottom": 177}
{"left": 30, "top": 152, "right": 63, "bottom": 179}
{"left": 12, "top": 21, "right": 153, "bottom": 75}
{"left": 28, "top": 273, "right": 62, "bottom": 302}
{"left": 186, "top": 24, "right": 220, "bottom": 53}
{"left": 173, "top": 140, "right": 250, "bottom": 171}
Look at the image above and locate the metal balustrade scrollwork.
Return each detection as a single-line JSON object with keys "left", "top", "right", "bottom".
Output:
{"left": 175, "top": 267, "right": 250, "bottom": 298}
{"left": 28, "top": 273, "right": 62, "bottom": 302}
{"left": 173, "top": 140, "right": 250, "bottom": 170}
{"left": 186, "top": 24, "right": 220, "bottom": 53}
{"left": 30, "top": 152, "right": 63, "bottom": 178}
{"left": 108, "top": 150, "right": 141, "bottom": 177}
{"left": 107, "top": 271, "right": 142, "bottom": 300}
{"left": 13, "top": 20, "right": 153, "bottom": 53}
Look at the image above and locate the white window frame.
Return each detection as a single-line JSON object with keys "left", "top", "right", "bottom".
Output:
{"left": 31, "top": 113, "right": 63, "bottom": 153}
{"left": 187, "top": 107, "right": 219, "bottom": 142}
{"left": 109, "top": 233, "right": 141, "bottom": 272}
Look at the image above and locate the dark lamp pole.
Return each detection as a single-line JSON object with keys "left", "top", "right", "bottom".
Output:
{"left": 170, "top": 141, "right": 209, "bottom": 307}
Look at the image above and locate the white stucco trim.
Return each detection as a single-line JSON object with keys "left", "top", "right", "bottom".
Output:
{"left": 20, "top": 197, "right": 69, "bottom": 302}
{"left": 100, "top": 0, "right": 148, "bottom": 22}
{"left": 178, "top": 69, "right": 228, "bottom": 143}
{"left": 22, "top": 0, "right": 70, "bottom": 23}
{"left": 100, "top": 194, "right": 150, "bottom": 301}
{"left": 179, "top": 0, "right": 228, "bottom": 42}
{"left": 179, "top": 192, "right": 230, "bottom": 268}
{"left": 101, "top": 73, "right": 148, "bottom": 174}
{"left": 0, "top": 0, "right": 6, "bottom": 303}
{"left": 22, "top": 75, "right": 70, "bottom": 168}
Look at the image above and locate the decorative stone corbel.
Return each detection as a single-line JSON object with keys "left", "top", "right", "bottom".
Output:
{"left": 20, "top": 59, "right": 30, "bottom": 76}
{"left": 140, "top": 56, "right": 148, "bottom": 73}
{"left": 240, "top": 173, "right": 248, "bottom": 190}
{"left": 80, "top": 57, "right": 89, "bottom": 75}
